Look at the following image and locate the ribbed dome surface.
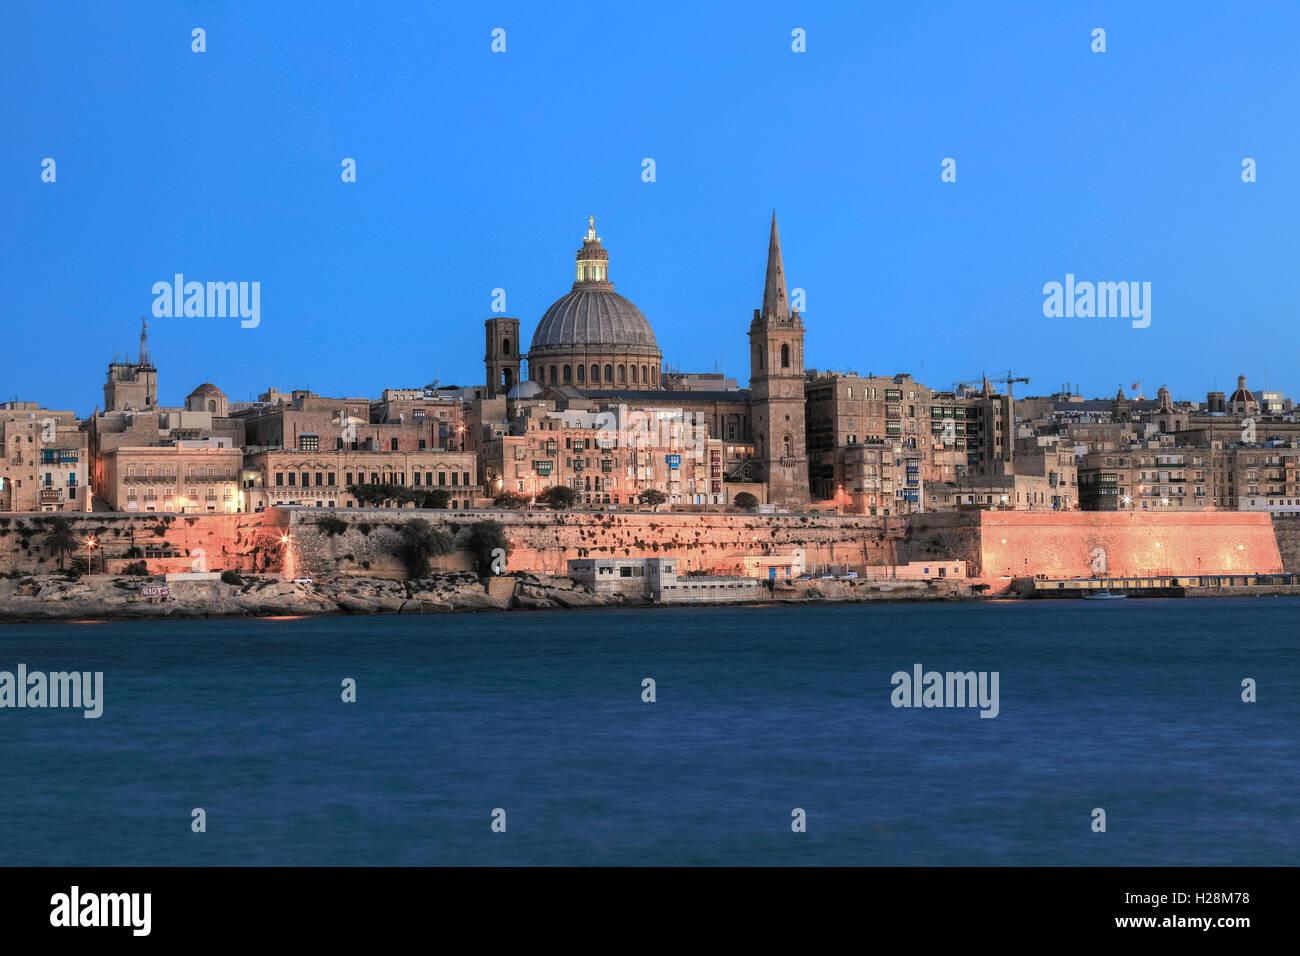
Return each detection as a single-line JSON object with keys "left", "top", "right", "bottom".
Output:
{"left": 530, "top": 288, "right": 658, "bottom": 352}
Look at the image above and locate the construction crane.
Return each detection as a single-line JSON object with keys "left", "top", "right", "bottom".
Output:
{"left": 951, "top": 371, "right": 1030, "bottom": 399}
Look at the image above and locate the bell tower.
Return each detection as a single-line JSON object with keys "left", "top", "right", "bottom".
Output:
{"left": 748, "top": 213, "right": 809, "bottom": 506}
{"left": 484, "top": 316, "right": 521, "bottom": 397}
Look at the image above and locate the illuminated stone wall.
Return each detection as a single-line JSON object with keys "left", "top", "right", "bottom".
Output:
{"left": 3, "top": 507, "right": 1285, "bottom": 584}
{"left": 978, "top": 511, "right": 1282, "bottom": 578}
{"left": 0, "top": 510, "right": 289, "bottom": 576}
{"left": 284, "top": 508, "right": 908, "bottom": 579}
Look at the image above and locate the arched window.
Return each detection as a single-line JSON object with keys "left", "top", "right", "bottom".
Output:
{"left": 630, "top": 365, "right": 638, "bottom": 384}
{"left": 208, "top": 400, "right": 216, "bottom": 413}
{"left": 590, "top": 364, "right": 599, "bottom": 383}
{"left": 618, "top": 365, "right": 626, "bottom": 383}
{"left": 783, "top": 434, "right": 793, "bottom": 458}
{"left": 605, "top": 364, "right": 613, "bottom": 382}
{"left": 781, "top": 344, "right": 790, "bottom": 368}
{"left": 502, "top": 369, "right": 513, "bottom": 388}
{"left": 549, "top": 366, "right": 557, "bottom": 384}
{"left": 757, "top": 348, "right": 763, "bottom": 370}
{"left": 642, "top": 365, "right": 648, "bottom": 384}
{"left": 563, "top": 365, "right": 572, "bottom": 383}
{"left": 577, "top": 365, "right": 585, "bottom": 383}
{"left": 502, "top": 338, "right": 511, "bottom": 355}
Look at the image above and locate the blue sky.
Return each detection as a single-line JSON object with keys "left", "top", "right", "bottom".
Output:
{"left": 4, "top": 1, "right": 1298, "bottom": 413}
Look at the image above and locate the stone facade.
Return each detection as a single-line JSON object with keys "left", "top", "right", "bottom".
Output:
{"left": 0, "top": 405, "right": 90, "bottom": 513}
{"left": 244, "top": 448, "right": 478, "bottom": 511}
{"left": 100, "top": 444, "right": 243, "bottom": 513}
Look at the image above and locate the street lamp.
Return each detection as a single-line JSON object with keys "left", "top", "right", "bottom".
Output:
{"left": 84, "top": 536, "right": 97, "bottom": 575}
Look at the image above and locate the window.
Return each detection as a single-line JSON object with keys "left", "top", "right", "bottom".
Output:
{"left": 438, "top": 472, "right": 446, "bottom": 486}
{"left": 413, "top": 472, "right": 421, "bottom": 486}
{"left": 463, "top": 472, "right": 470, "bottom": 485}
{"left": 315, "top": 472, "right": 323, "bottom": 486}
{"left": 452, "top": 472, "right": 459, "bottom": 486}
{"left": 276, "top": 472, "right": 284, "bottom": 486}
{"left": 328, "top": 472, "right": 336, "bottom": 486}
{"left": 781, "top": 344, "right": 790, "bottom": 368}
{"left": 301, "top": 434, "right": 319, "bottom": 452}
{"left": 345, "top": 472, "right": 353, "bottom": 487}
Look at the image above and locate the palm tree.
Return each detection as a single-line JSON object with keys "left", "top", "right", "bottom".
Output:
{"left": 45, "top": 516, "right": 78, "bottom": 571}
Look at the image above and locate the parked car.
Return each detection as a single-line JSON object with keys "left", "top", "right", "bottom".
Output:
{"left": 817, "top": 574, "right": 835, "bottom": 580}
{"left": 840, "top": 572, "right": 858, "bottom": 580}
{"left": 797, "top": 574, "right": 812, "bottom": 580}
{"left": 293, "top": 577, "right": 313, "bottom": 585}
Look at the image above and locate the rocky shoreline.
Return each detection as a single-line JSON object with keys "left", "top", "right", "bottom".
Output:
{"left": 0, "top": 571, "right": 981, "bottom": 624}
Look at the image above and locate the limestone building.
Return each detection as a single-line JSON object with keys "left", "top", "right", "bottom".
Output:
{"left": 0, "top": 404, "right": 90, "bottom": 512}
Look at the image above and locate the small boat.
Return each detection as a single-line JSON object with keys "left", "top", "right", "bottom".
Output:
{"left": 1082, "top": 589, "right": 1128, "bottom": 600}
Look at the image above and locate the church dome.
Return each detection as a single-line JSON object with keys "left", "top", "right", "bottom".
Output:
{"left": 525, "top": 217, "right": 664, "bottom": 390}
{"left": 507, "top": 380, "right": 543, "bottom": 400}
{"left": 530, "top": 288, "right": 658, "bottom": 352}
{"left": 1228, "top": 374, "right": 1257, "bottom": 407}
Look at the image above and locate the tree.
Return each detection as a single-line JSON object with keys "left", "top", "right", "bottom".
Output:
{"left": 539, "top": 485, "right": 577, "bottom": 510}
{"left": 638, "top": 488, "right": 667, "bottom": 510}
{"left": 416, "top": 488, "right": 451, "bottom": 509}
{"left": 398, "top": 518, "right": 455, "bottom": 578}
{"left": 347, "top": 483, "right": 450, "bottom": 509}
{"left": 465, "top": 520, "right": 509, "bottom": 575}
{"left": 733, "top": 492, "right": 759, "bottom": 512}
{"left": 45, "top": 516, "right": 79, "bottom": 571}
{"left": 492, "top": 491, "right": 528, "bottom": 509}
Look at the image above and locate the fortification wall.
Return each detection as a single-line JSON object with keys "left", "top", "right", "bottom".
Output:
{"left": 979, "top": 511, "right": 1282, "bottom": 578}
{"left": 0, "top": 511, "right": 289, "bottom": 576}
{"left": 1270, "top": 516, "right": 1300, "bottom": 573}
{"left": 283, "top": 508, "right": 907, "bottom": 579}
{"left": 1, "top": 508, "right": 1285, "bottom": 584}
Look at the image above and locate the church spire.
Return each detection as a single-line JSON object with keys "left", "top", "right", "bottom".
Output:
{"left": 760, "top": 211, "right": 789, "bottom": 324}
{"left": 139, "top": 316, "right": 152, "bottom": 368}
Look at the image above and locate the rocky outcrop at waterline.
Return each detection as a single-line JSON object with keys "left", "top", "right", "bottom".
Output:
{"left": 0, "top": 571, "right": 655, "bottom": 622}
{"left": 0, "top": 569, "right": 985, "bottom": 623}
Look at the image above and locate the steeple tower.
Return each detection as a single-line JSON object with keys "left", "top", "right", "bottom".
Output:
{"left": 139, "top": 316, "right": 152, "bottom": 368}
{"left": 758, "top": 211, "right": 790, "bottom": 326}
{"left": 747, "top": 211, "right": 809, "bottom": 506}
